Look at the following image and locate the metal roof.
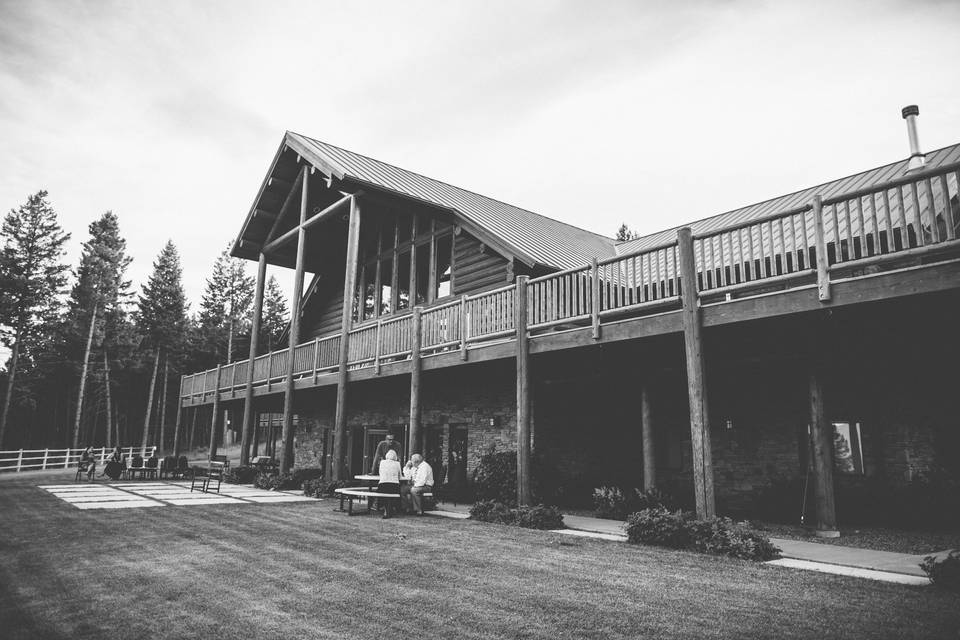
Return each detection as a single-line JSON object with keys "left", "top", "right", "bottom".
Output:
{"left": 616, "top": 143, "right": 960, "bottom": 255}
{"left": 285, "top": 132, "right": 618, "bottom": 270}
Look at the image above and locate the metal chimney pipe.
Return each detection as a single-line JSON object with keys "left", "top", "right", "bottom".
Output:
{"left": 901, "top": 105, "right": 925, "bottom": 171}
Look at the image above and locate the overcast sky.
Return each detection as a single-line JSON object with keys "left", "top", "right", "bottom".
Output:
{"left": 1, "top": 0, "right": 958, "bottom": 313}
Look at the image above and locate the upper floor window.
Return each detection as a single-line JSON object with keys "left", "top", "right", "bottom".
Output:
{"left": 353, "top": 212, "right": 455, "bottom": 322}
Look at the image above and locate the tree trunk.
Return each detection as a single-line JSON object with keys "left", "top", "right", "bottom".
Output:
{"left": 103, "top": 350, "right": 113, "bottom": 450}
{"left": 141, "top": 348, "right": 160, "bottom": 453}
{"left": 73, "top": 303, "right": 99, "bottom": 448}
{"left": 0, "top": 329, "right": 22, "bottom": 449}
{"left": 226, "top": 317, "right": 235, "bottom": 364}
{"left": 158, "top": 356, "right": 168, "bottom": 455}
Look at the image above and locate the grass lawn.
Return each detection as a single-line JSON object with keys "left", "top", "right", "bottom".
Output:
{"left": 1, "top": 472, "right": 958, "bottom": 639}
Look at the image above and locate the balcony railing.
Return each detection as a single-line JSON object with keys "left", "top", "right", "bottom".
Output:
{"left": 181, "top": 162, "right": 960, "bottom": 404}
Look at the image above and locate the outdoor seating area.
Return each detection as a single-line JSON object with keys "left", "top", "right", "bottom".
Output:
{"left": 190, "top": 454, "right": 229, "bottom": 494}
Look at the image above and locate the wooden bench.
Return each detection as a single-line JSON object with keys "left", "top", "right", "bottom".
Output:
{"left": 333, "top": 487, "right": 433, "bottom": 515}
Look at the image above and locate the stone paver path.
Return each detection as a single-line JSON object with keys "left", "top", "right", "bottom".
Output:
{"left": 40, "top": 481, "right": 315, "bottom": 509}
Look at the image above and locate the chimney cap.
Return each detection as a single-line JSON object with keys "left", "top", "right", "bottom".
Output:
{"left": 902, "top": 105, "right": 919, "bottom": 119}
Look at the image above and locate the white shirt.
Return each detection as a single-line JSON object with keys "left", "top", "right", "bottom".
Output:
{"left": 378, "top": 459, "right": 401, "bottom": 485}
{"left": 412, "top": 461, "right": 434, "bottom": 488}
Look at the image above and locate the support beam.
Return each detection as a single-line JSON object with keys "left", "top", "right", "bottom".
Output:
{"left": 262, "top": 193, "right": 353, "bottom": 255}
{"left": 280, "top": 166, "right": 309, "bottom": 475}
{"left": 641, "top": 382, "right": 656, "bottom": 491}
{"left": 409, "top": 307, "right": 423, "bottom": 456}
{"left": 333, "top": 196, "right": 362, "bottom": 480}
{"left": 172, "top": 404, "right": 183, "bottom": 458}
{"left": 263, "top": 169, "right": 305, "bottom": 247}
{"left": 208, "top": 365, "right": 223, "bottom": 458}
{"left": 808, "top": 364, "right": 839, "bottom": 537}
{"left": 240, "top": 253, "right": 267, "bottom": 465}
{"left": 813, "top": 195, "right": 832, "bottom": 301}
{"left": 515, "top": 275, "right": 532, "bottom": 506}
{"left": 677, "top": 227, "right": 715, "bottom": 518}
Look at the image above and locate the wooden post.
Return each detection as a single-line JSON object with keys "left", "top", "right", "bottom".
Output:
{"left": 409, "top": 307, "right": 423, "bottom": 456}
{"left": 240, "top": 253, "right": 267, "bottom": 465}
{"left": 16, "top": 449, "right": 23, "bottom": 472}
{"left": 515, "top": 276, "right": 532, "bottom": 506}
{"left": 208, "top": 364, "right": 223, "bottom": 458}
{"left": 281, "top": 166, "right": 309, "bottom": 475}
{"left": 808, "top": 366, "right": 839, "bottom": 536}
{"left": 641, "top": 383, "right": 656, "bottom": 491}
{"left": 42, "top": 448, "right": 49, "bottom": 471}
{"left": 812, "top": 195, "right": 831, "bottom": 302}
{"left": 172, "top": 404, "right": 183, "bottom": 458}
{"left": 459, "top": 295, "right": 468, "bottom": 360}
{"left": 590, "top": 258, "right": 600, "bottom": 340}
{"left": 677, "top": 228, "right": 715, "bottom": 519}
{"left": 333, "top": 195, "right": 362, "bottom": 480}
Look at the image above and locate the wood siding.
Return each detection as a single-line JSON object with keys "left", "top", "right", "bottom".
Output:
{"left": 301, "top": 276, "right": 345, "bottom": 340}
{"left": 453, "top": 230, "right": 513, "bottom": 295}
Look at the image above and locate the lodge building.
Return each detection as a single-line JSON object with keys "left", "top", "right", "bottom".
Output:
{"left": 179, "top": 107, "right": 960, "bottom": 534}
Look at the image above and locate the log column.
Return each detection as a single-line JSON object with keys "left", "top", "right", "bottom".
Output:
{"left": 408, "top": 307, "right": 423, "bottom": 456}
{"left": 808, "top": 365, "right": 839, "bottom": 537}
{"left": 677, "top": 228, "right": 715, "bottom": 518}
{"left": 332, "top": 195, "right": 362, "bottom": 480}
{"left": 515, "top": 275, "right": 532, "bottom": 506}
{"left": 280, "top": 166, "right": 310, "bottom": 474}
{"left": 208, "top": 365, "right": 223, "bottom": 457}
{"left": 641, "top": 383, "right": 656, "bottom": 491}
{"left": 240, "top": 253, "right": 267, "bottom": 465}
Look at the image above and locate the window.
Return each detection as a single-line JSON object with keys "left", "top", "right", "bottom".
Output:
{"left": 362, "top": 260, "right": 376, "bottom": 321}
{"left": 397, "top": 250, "right": 411, "bottom": 311}
{"left": 832, "top": 422, "right": 864, "bottom": 474}
{"left": 379, "top": 258, "right": 393, "bottom": 315}
{"left": 415, "top": 242, "right": 431, "bottom": 305}
{"left": 435, "top": 233, "right": 453, "bottom": 299}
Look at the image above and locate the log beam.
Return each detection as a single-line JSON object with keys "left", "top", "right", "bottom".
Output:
{"left": 280, "top": 166, "right": 309, "bottom": 475}
{"left": 409, "top": 307, "right": 422, "bottom": 456}
{"left": 208, "top": 365, "right": 223, "bottom": 457}
{"left": 240, "top": 253, "right": 267, "bottom": 465}
{"left": 808, "top": 364, "right": 839, "bottom": 536}
{"left": 641, "top": 382, "right": 656, "bottom": 491}
{"left": 516, "top": 275, "right": 532, "bottom": 506}
{"left": 677, "top": 227, "right": 715, "bottom": 518}
{"left": 263, "top": 193, "right": 353, "bottom": 255}
{"left": 332, "top": 196, "right": 362, "bottom": 480}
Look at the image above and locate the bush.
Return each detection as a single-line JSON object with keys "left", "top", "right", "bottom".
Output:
{"left": 254, "top": 472, "right": 298, "bottom": 491}
{"left": 224, "top": 465, "right": 258, "bottom": 485}
{"left": 472, "top": 448, "right": 517, "bottom": 506}
{"left": 514, "top": 505, "right": 565, "bottom": 530}
{"left": 470, "top": 500, "right": 565, "bottom": 530}
{"left": 303, "top": 478, "right": 350, "bottom": 498}
{"left": 292, "top": 467, "right": 324, "bottom": 486}
{"left": 593, "top": 486, "right": 677, "bottom": 520}
{"left": 920, "top": 550, "right": 960, "bottom": 591}
{"left": 624, "top": 507, "right": 779, "bottom": 561}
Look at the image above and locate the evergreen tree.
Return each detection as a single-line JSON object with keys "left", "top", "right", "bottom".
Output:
{"left": 136, "top": 241, "right": 188, "bottom": 453}
{"left": 198, "top": 245, "right": 255, "bottom": 363}
{"left": 0, "top": 191, "right": 71, "bottom": 448}
{"left": 260, "top": 275, "right": 289, "bottom": 354}
{"left": 615, "top": 223, "right": 639, "bottom": 242}
{"left": 65, "top": 211, "right": 133, "bottom": 448}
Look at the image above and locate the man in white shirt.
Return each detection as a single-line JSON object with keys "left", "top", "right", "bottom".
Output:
{"left": 408, "top": 453, "right": 434, "bottom": 515}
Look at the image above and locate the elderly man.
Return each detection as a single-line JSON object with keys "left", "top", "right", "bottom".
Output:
{"left": 408, "top": 453, "right": 434, "bottom": 515}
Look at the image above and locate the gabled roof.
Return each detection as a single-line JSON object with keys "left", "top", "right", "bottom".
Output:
{"left": 284, "top": 132, "right": 618, "bottom": 270}
{"left": 616, "top": 143, "right": 960, "bottom": 255}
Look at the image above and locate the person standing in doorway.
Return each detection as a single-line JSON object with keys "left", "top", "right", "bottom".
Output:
{"left": 370, "top": 433, "right": 399, "bottom": 474}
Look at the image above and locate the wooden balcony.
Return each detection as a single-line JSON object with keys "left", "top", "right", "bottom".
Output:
{"left": 181, "top": 161, "right": 960, "bottom": 407}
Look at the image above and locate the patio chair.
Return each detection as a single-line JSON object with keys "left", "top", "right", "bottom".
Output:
{"left": 175, "top": 456, "right": 190, "bottom": 479}
{"left": 144, "top": 455, "right": 159, "bottom": 480}
{"left": 74, "top": 460, "right": 96, "bottom": 483}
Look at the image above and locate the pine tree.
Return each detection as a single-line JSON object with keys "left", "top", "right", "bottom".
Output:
{"left": 0, "top": 191, "right": 71, "bottom": 448}
{"left": 198, "top": 245, "right": 255, "bottom": 364}
{"left": 136, "top": 241, "right": 188, "bottom": 453}
{"left": 260, "top": 275, "right": 289, "bottom": 354}
{"left": 66, "top": 211, "right": 133, "bottom": 448}
{"left": 615, "top": 223, "right": 639, "bottom": 242}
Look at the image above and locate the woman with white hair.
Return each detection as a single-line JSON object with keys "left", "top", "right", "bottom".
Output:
{"left": 377, "top": 449, "right": 402, "bottom": 519}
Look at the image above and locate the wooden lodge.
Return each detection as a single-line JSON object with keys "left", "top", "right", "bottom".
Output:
{"left": 179, "top": 114, "right": 960, "bottom": 533}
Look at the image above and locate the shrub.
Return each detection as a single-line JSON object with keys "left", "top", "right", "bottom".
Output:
{"left": 624, "top": 507, "right": 779, "bottom": 561}
{"left": 292, "top": 467, "right": 324, "bottom": 486}
{"left": 593, "top": 486, "right": 677, "bottom": 520}
{"left": 470, "top": 500, "right": 564, "bottom": 530}
{"left": 920, "top": 550, "right": 960, "bottom": 591}
{"left": 514, "top": 505, "right": 564, "bottom": 530}
{"left": 254, "top": 472, "right": 298, "bottom": 491}
{"left": 472, "top": 448, "right": 517, "bottom": 505}
{"left": 302, "top": 478, "right": 350, "bottom": 498}
{"left": 224, "top": 465, "right": 258, "bottom": 485}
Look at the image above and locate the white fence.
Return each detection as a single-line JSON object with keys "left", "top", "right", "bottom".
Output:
{"left": 0, "top": 446, "right": 157, "bottom": 473}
